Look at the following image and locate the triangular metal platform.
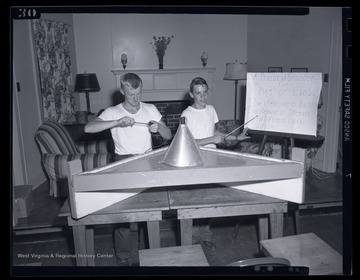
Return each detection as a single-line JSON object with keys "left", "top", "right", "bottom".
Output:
{"left": 67, "top": 146, "right": 305, "bottom": 219}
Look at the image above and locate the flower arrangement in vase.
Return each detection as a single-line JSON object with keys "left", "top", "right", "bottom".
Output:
{"left": 150, "top": 35, "right": 174, "bottom": 69}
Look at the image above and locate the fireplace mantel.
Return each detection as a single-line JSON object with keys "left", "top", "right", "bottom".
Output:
{"left": 111, "top": 67, "right": 216, "bottom": 102}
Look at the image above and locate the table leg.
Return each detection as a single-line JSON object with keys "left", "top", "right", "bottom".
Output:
{"left": 180, "top": 219, "right": 193, "bottom": 246}
{"left": 294, "top": 208, "right": 300, "bottom": 235}
{"left": 269, "top": 212, "right": 284, "bottom": 238}
{"left": 72, "top": 225, "right": 88, "bottom": 266}
{"left": 258, "top": 216, "right": 269, "bottom": 241}
{"left": 86, "top": 227, "right": 95, "bottom": 266}
{"left": 147, "top": 221, "right": 160, "bottom": 248}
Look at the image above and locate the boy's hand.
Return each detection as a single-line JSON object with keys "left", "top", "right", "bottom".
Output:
{"left": 117, "top": 116, "right": 135, "bottom": 127}
{"left": 212, "top": 132, "right": 226, "bottom": 144}
{"left": 148, "top": 121, "right": 159, "bottom": 133}
{"left": 224, "top": 135, "right": 237, "bottom": 141}
{"left": 236, "top": 127, "right": 251, "bottom": 141}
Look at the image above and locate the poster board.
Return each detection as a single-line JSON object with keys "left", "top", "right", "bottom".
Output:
{"left": 244, "top": 72, "right": 322, "bottom": 137}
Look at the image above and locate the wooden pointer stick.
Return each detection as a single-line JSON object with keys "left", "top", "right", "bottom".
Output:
{"left": 134, "top": 122, "right": 150, "bottom": 127}
{"left": 224, "top": 115, "right": 259, "bottom": 139}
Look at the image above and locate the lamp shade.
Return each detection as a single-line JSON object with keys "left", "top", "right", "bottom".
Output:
{"left": 224, "top": 62, "right": 247, "bottom": 80}
{"left": 74, "top": 73, "right": 100, "bottom": 92}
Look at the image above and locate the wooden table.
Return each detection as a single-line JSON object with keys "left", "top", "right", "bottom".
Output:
{"left": 64, "top": 146, "right": 304, "bottom": 266}
{"left": 139, "top": 244, "right": 209, "bottom": 266}
{"left": 59, "top": 187, "right": 170, "bottom": 266}
{"left": 168, "top": 184, "right": 288, "bottom": 246}
{"left": 260, "top": 232, "right": 343, "bottom": 275}
{"left": 60, "top": 184, "right": 288, "bottom": 266}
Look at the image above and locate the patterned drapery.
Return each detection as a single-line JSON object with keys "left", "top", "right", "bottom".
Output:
{"left": 32, "top": 19, "right": 75, "bottom": 123}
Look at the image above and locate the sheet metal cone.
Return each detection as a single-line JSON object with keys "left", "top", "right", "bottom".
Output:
{"left": 162, "top": 117, "right": 205, "bottom": 167}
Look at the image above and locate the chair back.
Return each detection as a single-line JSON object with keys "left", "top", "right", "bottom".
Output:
{"left": 35, "top": 120, "right": 79, "bottom": 155}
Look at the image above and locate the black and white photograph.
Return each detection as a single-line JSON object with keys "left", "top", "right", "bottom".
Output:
{"left": 11, "top": 5, "right": 352, "bottom": 276}
{"left": 268, "top": 67, "right": 283, "bottom": 72}
{"left": 291, "top": 68, "right": 308, "bottom": 72}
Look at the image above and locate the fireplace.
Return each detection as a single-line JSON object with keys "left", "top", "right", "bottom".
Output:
{"left": 146, "top": 100, "right": 191, "bottom": 148}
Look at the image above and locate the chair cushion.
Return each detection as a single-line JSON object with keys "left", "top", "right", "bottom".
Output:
{"left": 77, "top": 140, "right": 113, "bottom": 154}
{"left": 43, "top": 153, "right": 113, "bottom": 181}
{"left": 35, "top": 121, "right": 79, "bottom": 155}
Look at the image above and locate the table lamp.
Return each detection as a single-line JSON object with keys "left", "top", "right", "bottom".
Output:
{"left": 74, "top": 73, "right": 100, "bottom": 115}
{"left": 223, "top": 61, "right": 247, "bottom": 120}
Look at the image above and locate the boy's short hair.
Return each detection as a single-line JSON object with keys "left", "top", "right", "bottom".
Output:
{"left": 120, "top": 73, "right": 142, "bottom": 93}
{"left": 190, "top": 77, "right": 208, "bottom": 92}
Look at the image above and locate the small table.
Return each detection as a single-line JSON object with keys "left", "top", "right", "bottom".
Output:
{"left": 139, "top": 244, "right": 209, "bottom": 266}
{"left": 260, "top": 232, "right": 343, "bottom": 275}
{"left": 59, "top": 187, "right": 170, "bottom": 266}
{"left": 168, "top": 184, "right": 288, "bottom": 246}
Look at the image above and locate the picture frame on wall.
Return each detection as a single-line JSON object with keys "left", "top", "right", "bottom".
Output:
{"left": 268, "top": 67, "right": 283, "bottom": 72}
{"left": 291, "top": 68, "right": 308, "bottom": 72}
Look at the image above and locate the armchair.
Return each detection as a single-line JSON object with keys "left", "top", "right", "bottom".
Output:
{"left": 35, "top": 120, "right": 113, "bottom": 197}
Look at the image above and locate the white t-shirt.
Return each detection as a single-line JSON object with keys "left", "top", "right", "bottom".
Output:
{"left": 98, "top": 102, "right": 163, "bottom": 155}
{"left": 181, "top": 105, "right": 219, "bottom": 148}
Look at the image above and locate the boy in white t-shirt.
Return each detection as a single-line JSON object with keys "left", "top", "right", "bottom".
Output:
{"left": 85, "top": 73, "right": 172, "bottom": 265}
{"left": 85, "top": 73, "right": 172, "bottom": 159}
{"left": 181, "top": 77, "right": 250, "bottom": 250}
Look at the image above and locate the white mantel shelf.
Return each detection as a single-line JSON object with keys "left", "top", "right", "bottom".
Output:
{"left": 111, "top": 66, "right": 216, "bottom": 102}
{"left": 111, "top": 66, "right": 216, "bottom": 75}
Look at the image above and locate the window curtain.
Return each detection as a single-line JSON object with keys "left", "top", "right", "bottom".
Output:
{"left": 32, "top": 19, "right": 75, "bottom": 123}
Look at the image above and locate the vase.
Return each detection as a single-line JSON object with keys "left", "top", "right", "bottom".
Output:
{"left": 157, "top": 54, "right": 164, "bottom": 69}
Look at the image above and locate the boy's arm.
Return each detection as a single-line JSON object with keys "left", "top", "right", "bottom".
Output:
{"left": 84, "top": 116, "right": 135, "bottom": 133}
{"left": 195, "top": 132, "right": 225, "bottom": 146}
{"left": 149, "top": 120, "right": 173, "bottom": 140}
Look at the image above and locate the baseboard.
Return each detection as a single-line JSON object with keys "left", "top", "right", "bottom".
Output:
{"left": 29, "top": 169, "right": 47, "bottom": 190}
{"left": 32, "top": 179, "right": 47, "bottom": 191}
{"left": 13, "top": 226, "right": 66, "bottom": 236}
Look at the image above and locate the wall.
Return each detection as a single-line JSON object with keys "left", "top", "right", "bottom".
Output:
{"left": 12, "top": 13, "right": 77, "bottom": 189}
{"left": 12, "top": 7, "right": 343, "bottom": 187}
{"left": 247, "top": 7, "right": 341, "bottom": 73}
{"left": 73, "top": 13, "right": 247, "bottom": 120}
{"left": 13, "top": 20, "right": 45, "bottom": 188}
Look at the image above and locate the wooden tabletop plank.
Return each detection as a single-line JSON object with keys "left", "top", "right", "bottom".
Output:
{"left": 168, "top": 184, "right": 286, "bottom": 209}
{"left": 260, "top": 233, "right": 342, "bottom": 275}
{"left": 93, "top": 187, "right": 170, "bottom": 214}
{"left": 139, "top": 244, "right": 209, "bottom": 266}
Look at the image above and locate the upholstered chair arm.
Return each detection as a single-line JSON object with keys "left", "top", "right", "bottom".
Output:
{"left": 42, "top": 153, "right": 113, "bottom": 183}
{"left": 76, "top": 140, "right": 113, "bottom": 154}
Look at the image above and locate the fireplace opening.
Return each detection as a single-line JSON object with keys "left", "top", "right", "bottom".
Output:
{"left": 145, "top": 100, "right": 191, "bottom": 148}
